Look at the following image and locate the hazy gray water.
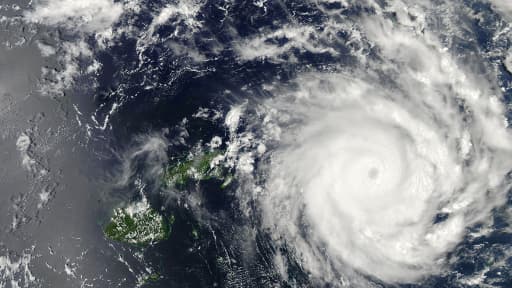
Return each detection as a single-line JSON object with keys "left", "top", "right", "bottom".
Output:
{"left": 0, "top": 3, "right": 138, "bottom": 287}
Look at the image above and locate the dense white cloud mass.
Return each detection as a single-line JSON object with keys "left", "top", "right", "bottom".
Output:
{"left": 24, "top": 0, "right": 124, "bottom": 33}
{"left": 490, "top": 0, "right": 512, "bottom": 18}
{"left": 258, "top": 71, "right": 512, "bottom": 284}
{"left": 226, "top": 0, "right": 512, "bottom": 286}
{"left": 506, "top": 51, "right": 512, "bottom": 73}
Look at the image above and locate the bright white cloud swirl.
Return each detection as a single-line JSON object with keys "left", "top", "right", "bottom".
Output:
{"left": 235, "top": 2, "right": 512, "bottom": 286}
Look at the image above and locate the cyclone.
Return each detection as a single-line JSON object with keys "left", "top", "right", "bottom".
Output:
{"left": 250, "top": 7, "right": 512, "bottom": 284}
{"left": 260, "top": 72, "right": 512, "bottom": 285}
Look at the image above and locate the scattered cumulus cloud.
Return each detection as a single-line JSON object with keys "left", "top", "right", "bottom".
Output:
{"left": 235, "top": 25, "right": 338, "bottom": 62}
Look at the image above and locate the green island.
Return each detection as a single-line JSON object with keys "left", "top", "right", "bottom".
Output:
{"left": 141, "top": 273, "right": 161, "bottom": 285}
{"left": 104, "top": 198, "right": 174, "bottom": 246}
{"left": 163, "top": 150, "right": 232, "bottom": 189}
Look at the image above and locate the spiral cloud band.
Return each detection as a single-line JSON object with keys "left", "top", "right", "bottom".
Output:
{"left": 245, "top": 3, "right": 512, "bottom": 285}
{"left": 261, "top": 74, "right": 512, "bottom": 284}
